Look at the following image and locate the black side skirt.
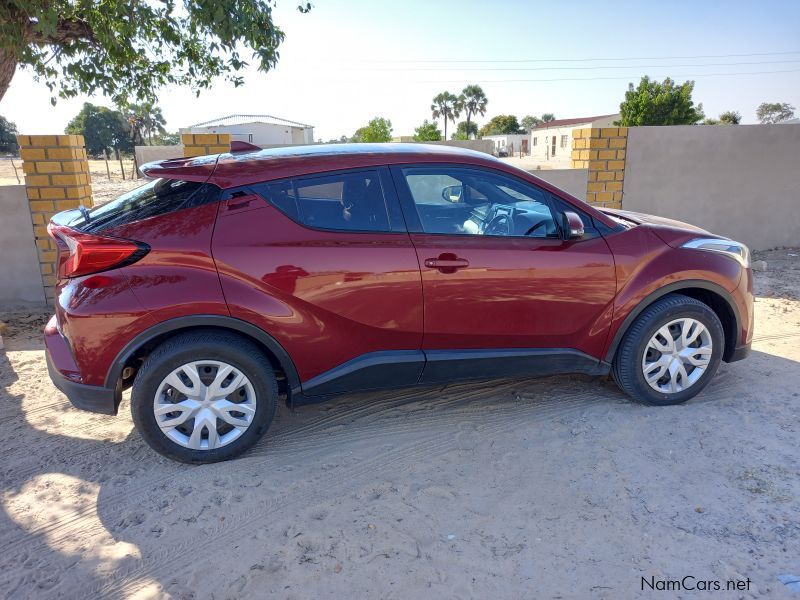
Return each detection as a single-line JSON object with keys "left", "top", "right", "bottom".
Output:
{"left": 292, "top": 348, "right": 609, "bottom": 406}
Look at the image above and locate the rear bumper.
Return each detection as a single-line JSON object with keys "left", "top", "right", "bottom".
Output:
{"left": 44, "top": 315, "right": 118, "bottom": 415}
{"left": 46, "top": 351, "right": 118, "bottom": 415}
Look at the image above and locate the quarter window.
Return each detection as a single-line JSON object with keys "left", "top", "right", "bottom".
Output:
{"left": 255, "top": 170, "right": 391, "bottom": 232}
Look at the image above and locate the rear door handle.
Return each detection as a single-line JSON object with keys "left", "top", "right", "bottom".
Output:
{"left": 424, "top": 254, "right": 469, "bottom": 272}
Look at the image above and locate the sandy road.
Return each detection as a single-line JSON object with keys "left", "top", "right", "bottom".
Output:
{"left": 1, "top": 248, "right": 799, "bottom": 599}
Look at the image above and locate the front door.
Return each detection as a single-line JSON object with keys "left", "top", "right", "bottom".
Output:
{"left": 390, "top": 164, "right": 617, "bottom": 381}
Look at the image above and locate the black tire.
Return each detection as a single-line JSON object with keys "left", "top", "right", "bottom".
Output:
{"left": 131, "top": 330, "right": 278, "bottom": 463}
{"left": 612, "top": 294, "right": 724, "bottom": 406}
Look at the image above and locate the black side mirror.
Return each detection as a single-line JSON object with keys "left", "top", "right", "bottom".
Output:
{"left": 562, "top": 211, "right": 585, "bottom": 239}
{"left": 441, "top": 185, "right": 463, "bottom": 203}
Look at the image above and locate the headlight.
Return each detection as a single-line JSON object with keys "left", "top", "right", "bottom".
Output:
{"left": 681, "top": 238, "right": 750, "bottom": 268}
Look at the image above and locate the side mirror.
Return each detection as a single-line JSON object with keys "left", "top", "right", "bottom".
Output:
{"left": 562, "top": 211, "right": 585, "bottom": 239}
{"left": 441, "top": 185, "right": 463, "bottom": 203}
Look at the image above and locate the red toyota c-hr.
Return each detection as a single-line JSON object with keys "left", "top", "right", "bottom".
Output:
{"left": 45, "top": 144, "right": 753, "bottom": 463}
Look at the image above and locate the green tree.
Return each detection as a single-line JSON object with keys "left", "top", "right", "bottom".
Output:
{"left": 413, "top": 120, "right": 442, "bottom": 142}
{"left": 756, "top": 102, "right": 795, "bottom": 124}
{"left": 478, "top": 115, "right": 523, "bottom": 137}
{"left": 617, "top": 76, "right": 705, "bottom": 126}
{"left": 452, "top": 121, "right": 479, "bottom": 140}
{"left": 431, "top": 92, "right": 462, "bottom": 140}
{"left": 0, "top": 115, "right": 18, "bottom": 153}
{"left": 521, "top": 115, "right": 541, "bottom": 132}
{"left": 0, "top": 1, "right": 311, "bottom": 104}
{"left": 65, "top": 102, "right": 132, "bottom": 156}
{"left": 458, "top": 85, "right": 488, "bottom": 139}
{"left": 151, "top": 131, "right": 181, "bottom": 146}
{"left": 541, "top": 113, "right": 555, "bottom": 123}
{"left": 354, "top": 117, "right": 393, "bottom": 143}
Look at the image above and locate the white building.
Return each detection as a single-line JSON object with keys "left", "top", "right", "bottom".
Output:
{"left": 483, "top": 133, "right": 530, "bottom": 157}
{"left": 528, "top": 114, "right": 618, "bottom": 168}
{"left": 181, "top": 114, "right": 314, "bottom": 146}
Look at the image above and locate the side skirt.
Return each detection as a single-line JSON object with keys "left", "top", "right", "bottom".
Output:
{"left": 291, "top": 348, "right": 609, "bottom": 406}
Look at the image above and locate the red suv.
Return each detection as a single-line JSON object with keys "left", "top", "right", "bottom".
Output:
{"left": 45, "top": 144, "right": 753, "bottom": 463}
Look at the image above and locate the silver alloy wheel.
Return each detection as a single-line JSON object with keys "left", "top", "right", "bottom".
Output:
{"left": 641, "top": 317, "right": 713, "bottom": 394}
{"left": 153, "top": 360, "right": 257, "bottom": 450}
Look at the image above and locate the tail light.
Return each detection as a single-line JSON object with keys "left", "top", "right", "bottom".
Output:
{"left": 47, "top": 223, "right": 149, "bottom": 278}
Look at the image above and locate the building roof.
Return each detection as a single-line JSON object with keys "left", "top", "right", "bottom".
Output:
{"left": 531, "top": 114, "right": 618, "bottom": 129}
{"left": 188, "top": 113, "right": 314, "bottom": 129}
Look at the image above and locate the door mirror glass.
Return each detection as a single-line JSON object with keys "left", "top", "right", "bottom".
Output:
{"left": 562, "top": 211, "right": 585, "bottom": 239}
{"left": 441, "top": 185, "right": 463, "bottom": 203}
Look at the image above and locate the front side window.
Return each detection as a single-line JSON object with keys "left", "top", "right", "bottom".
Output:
{"left": 398, "top": 166, "right": 558, "bottom": 238}
{"left": 255, "top": 170, "right": 391, "bottom": 232}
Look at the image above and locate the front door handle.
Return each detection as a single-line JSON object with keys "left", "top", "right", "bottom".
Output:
{"left": 424, "top": 254, "right": 469, "bottom": 273}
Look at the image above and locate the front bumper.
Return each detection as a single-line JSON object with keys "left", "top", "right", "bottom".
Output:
{"left": 728, "top": 343, "right": 751, "bottom": 363}
{"left": 44, "top": 315, "right": 118, "bottom": 415}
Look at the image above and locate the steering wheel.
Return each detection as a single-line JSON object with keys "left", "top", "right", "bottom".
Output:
{"left": 484, "top": 213, "right": 512, "bottom": 236}
{"left": 524, "top": 217, "right": 550, "bottom": 237}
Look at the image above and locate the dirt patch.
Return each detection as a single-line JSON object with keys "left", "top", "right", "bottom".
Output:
{"left": 1, "top": 251, "right": 799, "bottom": 598}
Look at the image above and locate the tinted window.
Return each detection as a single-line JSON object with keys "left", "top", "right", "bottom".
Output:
{"left": 70, "top": 178, "right": 220, "bottom": 233}
{"left": 399, "top": 167, "right": 557, "bottom": 238}
{"left": 256, "top": 170, "right": 391, "bottom": 232}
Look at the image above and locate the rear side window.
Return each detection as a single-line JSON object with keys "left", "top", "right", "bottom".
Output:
{"left": 254, "top": 170, "right": 391, "bottom": 232}
{"left": 70, "top": 178, "right": 220, "bottom": 233}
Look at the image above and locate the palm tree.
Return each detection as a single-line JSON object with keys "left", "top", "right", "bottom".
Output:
{"left": 459, "top": 85, "right": 488, "bottom": 139}
{"left": 128, "top": 101, "right": 167, "bottom": 145}
{"left": 431, "top": 92, "right": 461, "bottom": 141}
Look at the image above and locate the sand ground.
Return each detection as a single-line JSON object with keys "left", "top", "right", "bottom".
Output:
{"left": 0, "top": 249, "right": 799, "bottom": 599}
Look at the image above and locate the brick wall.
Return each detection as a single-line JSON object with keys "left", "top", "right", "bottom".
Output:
{"left": 16, "top": 134, "right": 93, "bottom": 303}
{"left": 570, "top": 127, "right": 628, "bottom": 209}
{"left": 181, "top": 133, "right": 231, "bottom": 157}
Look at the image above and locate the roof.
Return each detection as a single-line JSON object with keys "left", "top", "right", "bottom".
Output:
{"left": 531, "top": 114, "right": 618, "bottom": 129}
{"left": 141, "top": 143, "right": 500, "bottom": 188}
{"left": 188, "top": 113, "right": 314, "bottom": 129}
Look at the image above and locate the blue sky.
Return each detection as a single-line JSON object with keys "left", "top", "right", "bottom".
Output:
{"left": 3, "top": 0, "right": 799, "bottom": 139}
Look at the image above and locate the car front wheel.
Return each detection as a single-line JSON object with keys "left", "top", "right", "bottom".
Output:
{"left": 612, "top": 294, "right": 724, "bottom": 406}
{"left": 131, "top": 331, "right": 278, "bottom": 463}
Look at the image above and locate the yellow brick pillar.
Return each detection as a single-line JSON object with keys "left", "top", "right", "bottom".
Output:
{"left": 16, "top": 134, "right": 93, "bottom": 303}
{"left": 572, "top": 127, "right": 628, "bottom": 209}
{"left": 181, "top": 133, "right": 232, "bottom": 157}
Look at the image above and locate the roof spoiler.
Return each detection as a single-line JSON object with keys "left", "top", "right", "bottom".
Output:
{"left": 230, "top": 140, "right": 261, "bottom": 153}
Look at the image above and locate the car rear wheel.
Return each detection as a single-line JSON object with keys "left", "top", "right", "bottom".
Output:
{"left": 612, "top": 294, "right": 724, "bottom": 406}
{"left": 131, "top": 331, "right": 277, "bottom": 463}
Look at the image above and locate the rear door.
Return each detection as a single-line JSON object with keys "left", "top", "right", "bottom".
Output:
{"left": 390, "top": 164, "right": 617, "bottom": 381}
{"left": 212, "top": 167, "right": 425, "bottom": 396}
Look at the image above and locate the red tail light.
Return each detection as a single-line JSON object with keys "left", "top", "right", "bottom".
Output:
{"left": 47, "top": 223, "right": 149, "bottom": 278}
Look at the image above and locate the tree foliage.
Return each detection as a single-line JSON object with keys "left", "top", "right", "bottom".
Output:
{"left": 458, "top": 84, "right": 487, "bottom": 139}
{"left": 413, "top": 120, "right": 442, "bottom": 142}
{"left": 478, "top": 115, "right": 523, "bottom": 137}
{"left": 541, "top": 113, "right": 555, "bottom": 123}
{"left": 452, "top": 121, "right": 479, "bottom": 140}
{"left": 353, "top": 117, "right": 393, "bottom": 143}
{"left": 0, "top": 115, "right": 19, "bottom": 153}
{"left": 617, "top": 76, "right": 705, "bottom": 126}
{"left": 431, "top": 91, "right": 461, "bottom": 140}
{"left": 756, "top": 102, "right": 795, "bottom": 124}
{"left": 0, "top": 1, "right": 311, "bottom": 104}
{"left": 65, "top": 102, "right": 132, "bottom": 156}
{"left": 521, "top": 113, "right": 556, "bottom": 132}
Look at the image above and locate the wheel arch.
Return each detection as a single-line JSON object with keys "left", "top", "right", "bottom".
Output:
{"left": 605, "top": 280, "right": 741, "bottom": 364}
{"left": 106, "top": 315, "right": 301, "bottom": 404}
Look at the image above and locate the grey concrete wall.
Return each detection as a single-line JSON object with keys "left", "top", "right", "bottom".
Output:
{"left": 0, "top": 185, "right": 46, "bottom": 306}
{"left": 529, "top": 168, "right": 588, "bottom": 199}
{"left": 430, "top": 139, "right": 495, "bottom": 155}
{"left": 135, "top": 145, "right": 183, "bottom": 167}
{"left": 624, "top": 125, "right": 800, "bottom": 250}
